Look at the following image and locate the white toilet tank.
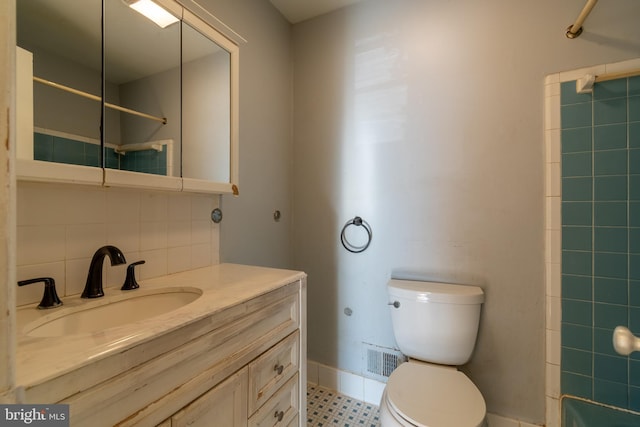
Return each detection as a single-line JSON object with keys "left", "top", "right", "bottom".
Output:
{"left": 388, "top": 279, "right": 484, "bottom": 365}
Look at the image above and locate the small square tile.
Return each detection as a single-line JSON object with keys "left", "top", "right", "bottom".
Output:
{"left": 561, "top": 371, "right": 592, "bottom": 399}
{"left": 594, "top": 79, "right": 627, "bottom": 101}
{"left": 562, "top": 202, "right": 592, "bottom": 226}
{"left": 562, "top": 250, "right": 592, "bottom": 276}
{"left": 594, "top": 150, "right": 627, "bottom": 176}
{"left": 594, "top": 354, "right": 628, "bottom": 383}
{"left": 563, "top": 177, "right": 593, "bottom": 201}
{"left": 630, "top": 281, "right": 640, "bottom": 307}
{"left": 594, "top": 378, "right": 628, "bottom": 408}
{"left": 563, "top": 127, "right": 592, "bottom": 153}
{"left": 562, "top": 275, "right": 592, "bottom": 301}
{"left": 630, "top": 96, "right": 640, "bottom": 122}
{"left": 594, "top": 302, "right": 628, "bottom": 329}
{"left": 594, "top": 327, "right": 619, "bottom": 357}
{"left": 630, "top": 76, "right": 640, "bottom": 96}
{"left": 594, "top": 124, "right": 626, "bottom": 150}
{"left": 561, "top": 347, "right": 592, "bottom": 376}
{"left": 562, "top": 103, "right": 593, "bottom": 129}
{"left": 630, "top": 175, "right": 640, "bottom": 201}
{"left": 594, "top": 277, "right": 628, "bottom": 305}
{"left": 562, "top": 323, "right": 593, "bottom": 351}
{"left": 594, "top": 227, "right": 627, "bottom": 253}
{"left": 594, "top": 202, "right": 627, "bottom": 227}
{"left": 594, "top": 176, "right": 627, "bottom": 201}
{"left": 563, "top": 152, "right": 592, "bottom": 177}
{"left": 630, "top": 122, "right": 640, "bottom": 148}
{"left": 595, "top": 98, "right": 627, "bottom": 126}
{"left": 562, "top": 299, "right": 592, "bottom": 326}
{"left": 561, "top": 81, "right": 593, "bottom": 106}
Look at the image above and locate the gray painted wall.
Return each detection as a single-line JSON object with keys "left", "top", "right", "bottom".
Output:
{"left": 202, "top": 0, "right": 294, "bottom": 269}
{"left": 291, "top": 0, "right": 640, "bottom": 423}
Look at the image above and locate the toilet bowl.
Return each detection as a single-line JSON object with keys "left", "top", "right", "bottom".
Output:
{"left": 379, "top": 361, "right": 486, "bottom": 427}
{"left": 381, "top": 279, "right": 486, "bottom": 427}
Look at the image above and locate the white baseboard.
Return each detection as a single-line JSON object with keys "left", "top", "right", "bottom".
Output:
{"left": 306, "top": 360, "right": 385, "bottom": 405}
{"left": 306, "top": 360, "right": 543, "bottom": 426}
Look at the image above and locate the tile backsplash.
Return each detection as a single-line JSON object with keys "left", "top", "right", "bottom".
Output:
{"left": 16, "top": 182, "right": 220, "bottom": 307}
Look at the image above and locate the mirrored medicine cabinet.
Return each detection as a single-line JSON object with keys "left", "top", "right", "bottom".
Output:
{"left": 16, "top": 0, "right": 239, "bottom": 194}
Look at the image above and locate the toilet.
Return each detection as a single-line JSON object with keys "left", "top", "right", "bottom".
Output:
{"left": 379, "top": 279, "right": 487, "bottom": 427}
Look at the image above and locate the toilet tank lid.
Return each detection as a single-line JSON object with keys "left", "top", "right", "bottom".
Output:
{"left": 388, "top": 279, "right": 484, "bottom": 304}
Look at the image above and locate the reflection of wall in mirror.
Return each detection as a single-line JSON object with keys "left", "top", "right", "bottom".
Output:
{"left": 117, "top": 67, "right": 181, "bottom": 177}
{"left": 182, "top": 51, "right": 231, "bottom": 183}
{"left": 118, "top": 50, "right": 231, "bottom": 182}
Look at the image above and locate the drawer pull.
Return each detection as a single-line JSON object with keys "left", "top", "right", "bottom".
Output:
{"left": 274, "top": 410, "right": 285, "bottom": 422}
{"left": 274, "top": 364, "right": 284, "bottom": 375}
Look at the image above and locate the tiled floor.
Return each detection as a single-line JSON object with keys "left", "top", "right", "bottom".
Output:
{"left": 307, "top": 384, "right": 380, "bottom": 427}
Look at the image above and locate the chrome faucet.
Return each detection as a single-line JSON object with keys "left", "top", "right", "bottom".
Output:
{"left": 82, "top": 245, "right": 127, "bottom": 298}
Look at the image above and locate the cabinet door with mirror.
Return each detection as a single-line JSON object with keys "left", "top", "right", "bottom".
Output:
{"left": 181, "top": 11, "right": 238, "bottom": 194}
{"left": 104, "top": 0, "right": 181, "bottom": 181}
{"left": 17, "top": 0, "right": 103, "bottom": 182}
{"left": 16, "top": 0, "right": 239, "bottom": 194}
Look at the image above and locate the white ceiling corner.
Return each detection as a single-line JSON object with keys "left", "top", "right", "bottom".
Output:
{"left": 269, "top": 0, "right": 366, "bottom": 24}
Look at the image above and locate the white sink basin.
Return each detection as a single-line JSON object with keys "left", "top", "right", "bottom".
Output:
{"left": 19, "top": 287, "right": 202, "bottom": 337}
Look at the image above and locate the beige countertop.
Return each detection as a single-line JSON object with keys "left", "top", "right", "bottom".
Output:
{"left": 16, "top": 263, "right": 306, "bottom": 392}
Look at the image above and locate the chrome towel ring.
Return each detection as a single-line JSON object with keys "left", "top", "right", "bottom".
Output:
{"left": 340, "top": 216, "right": 372, "bottom": 253}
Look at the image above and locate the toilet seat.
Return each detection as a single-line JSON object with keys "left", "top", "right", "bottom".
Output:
{"left": 385, "top": 362, "right": 486, "bottom": 427}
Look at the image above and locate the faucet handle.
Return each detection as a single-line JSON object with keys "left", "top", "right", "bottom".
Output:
{"left": 18, "top": 277, "right": 63, "bottom": 309}
{"left": 121, "top": 260, "right": 145, "bottom": 291}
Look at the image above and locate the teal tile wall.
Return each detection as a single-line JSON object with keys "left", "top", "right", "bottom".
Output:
{"left": 34, "top": 132, "right": 167, "bottom": 175}
{"left": 561, "top": 76, "right": 640, "bottom": 411}
{"left": 119, "top": 147, "right": 167, "bottom": 175}
{"left": 34, "top": 132, "right": 100, "bottom": 167}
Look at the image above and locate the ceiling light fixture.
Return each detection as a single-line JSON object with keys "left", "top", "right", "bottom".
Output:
{"left": 123, "top": 0, "right": 179, "bottom": 28}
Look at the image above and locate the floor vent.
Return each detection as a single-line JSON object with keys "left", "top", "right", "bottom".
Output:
{"left": 362, "top": 343, "right": 406, "bottom": 381}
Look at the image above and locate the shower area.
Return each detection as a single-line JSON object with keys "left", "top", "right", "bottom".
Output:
{"left": 545, "top": 49, "right": 640, "bottom": 427}
{"left": 543, "top": 2, "right": 640, "bottom": 425}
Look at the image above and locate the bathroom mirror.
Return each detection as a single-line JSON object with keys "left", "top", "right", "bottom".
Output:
{"left": 180, "top": 9, "right": 239, "bottom": 194}
{"left": 104, "top": 0, "right": 181, "bottom": 177}
{"left": 16, "top": 0, "right": 240, "bottom": 194}
{"left": 181, "top": 20, "right": 231, "bottom": 184}
{"left": 16, "top": 0, "right": 103, "bottom": 168}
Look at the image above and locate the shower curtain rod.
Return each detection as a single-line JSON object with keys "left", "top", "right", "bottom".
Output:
{"left": 576, "top": 68, "right": 640, "bottom": 94}
{"left": 33, "top": 76, "right": 167, "bottom": 124}
{"left": 595, "top": 69, "right": 640, "bottom": 83}
{"left": 566, "top": 0, "right": 598, "bottom": 39}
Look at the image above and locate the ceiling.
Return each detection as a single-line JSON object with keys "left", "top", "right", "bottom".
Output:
{"left": 269, "top": 0, "right": 366, "bottom": 24}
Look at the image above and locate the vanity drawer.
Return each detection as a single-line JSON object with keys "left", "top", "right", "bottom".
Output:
{"left": 170, "top": 367, "right": 248, "bottom": 427}
{"left": 249, "top": 330, "right": 299, "bottom": 414}
{"left": 248, "top": 373, "right": 298, "bottom": 427}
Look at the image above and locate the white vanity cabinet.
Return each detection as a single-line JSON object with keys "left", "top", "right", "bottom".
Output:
{"left": 160, "top": 330, "right": 300, "bottom": 427}
{"left": 119, "top": 283, "right": 304, "bottom": 427}
{"left": 167, "top": 367, "right": 249, "bottom": 427}
{"left": 17, "top": 266, "right": 306, "bottom": 427}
